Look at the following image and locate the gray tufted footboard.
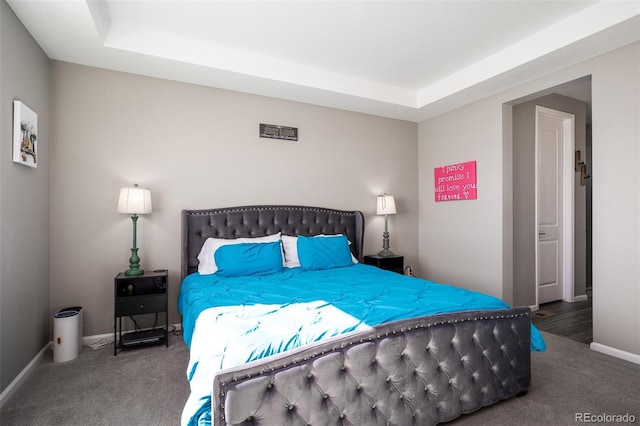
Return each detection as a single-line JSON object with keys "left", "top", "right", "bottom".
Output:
{"left": 213, "top": 307, "right": 531, "bottom": 425}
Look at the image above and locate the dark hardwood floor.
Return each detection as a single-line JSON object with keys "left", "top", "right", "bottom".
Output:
{"left": 531, "top": 290, "right": 592, "bottom": 344}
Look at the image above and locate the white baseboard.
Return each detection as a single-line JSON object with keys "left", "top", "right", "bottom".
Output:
{"left": 82, "top": 322, "right": 182, "bottom": 344}
{"left": 0, "top": 323, "right": 183, "bottom": 408}
{"left": 83, "top": 332, "right": 113, "bottom": 345}
{"left": 532, "top": 294, "right": 587, "bottom": 307}
{"left": 572, "top": 294, "right": 589, "bottom": 302}
{"left": 590, "top": 342, "right": 640, "bottom": 365}
{"left": 0, "top": 342, "right": 50, "bottom": 409}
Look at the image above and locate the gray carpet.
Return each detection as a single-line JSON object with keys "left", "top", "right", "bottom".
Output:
{"left": 454, "top": 332, "right": 640, "bottom": 425}
{"left": 1, "top": 332, "right": 189, "bottom": 426}
{"left": 1, "top": 331, "right": 639, "bottom": 425}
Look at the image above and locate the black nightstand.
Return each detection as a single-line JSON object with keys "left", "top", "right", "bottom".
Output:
{"left": 364, "top": 255, "right": 404, "bottom": 274}
{"left": 114, "top": 270, "right": 168, "bottom": 355}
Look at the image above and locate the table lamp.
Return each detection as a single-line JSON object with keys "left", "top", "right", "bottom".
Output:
{"left": 118, "top": 184, "right": 152, "bottom": 276}
{"left": 376, "top": 194, "right": 396, "bottom": 256}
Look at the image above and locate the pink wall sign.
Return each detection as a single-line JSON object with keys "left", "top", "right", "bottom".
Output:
{"left": 434, "top": 161, "right": 477, "bottom": 202}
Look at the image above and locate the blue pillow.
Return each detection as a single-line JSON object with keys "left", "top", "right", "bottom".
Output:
{"left": 214, "top": 241, "right": 283, "bottom": 277}
{"left": 297, "top": 235, "right": 354, "bottom": 271}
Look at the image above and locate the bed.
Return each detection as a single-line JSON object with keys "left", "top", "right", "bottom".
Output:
{"left": 179, "top": 205, "right": 545, "bottom": 426}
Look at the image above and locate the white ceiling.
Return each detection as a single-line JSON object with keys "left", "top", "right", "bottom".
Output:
{"left": 7, "top": 1, "right": 640, "bottom": 122}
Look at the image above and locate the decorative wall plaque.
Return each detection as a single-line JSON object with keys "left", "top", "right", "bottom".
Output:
{"left": 434, "top": 160, "right": 477, "bottom": 202}
{"left": 259, "top": 123, "right": 298, "bottom": 141}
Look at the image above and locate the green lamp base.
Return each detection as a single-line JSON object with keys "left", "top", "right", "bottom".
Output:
{"left": 125, "top": 246, "right": 144, "bottom": 276}
{"left": 124, "top": 267, "right": 144, "bottom": 276}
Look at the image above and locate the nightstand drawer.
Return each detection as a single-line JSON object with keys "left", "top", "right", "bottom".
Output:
{"left": 364, "top": 255, "right": 404, "bottom": 274}
{"left": 115, "top": 295, "right": 165, "bottom": 316}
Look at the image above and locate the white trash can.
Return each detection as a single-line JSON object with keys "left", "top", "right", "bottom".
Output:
{"left": 53, "top": 306, "right": 83, "bottom": 363}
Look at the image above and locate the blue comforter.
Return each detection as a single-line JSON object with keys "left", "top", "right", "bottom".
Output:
{"left": 178, "top": 264, "right": 545, "bottom": 425}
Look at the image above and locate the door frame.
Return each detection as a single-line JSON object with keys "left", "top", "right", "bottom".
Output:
{"left": 534, "top": 105, "right": 575, "bottom": 308}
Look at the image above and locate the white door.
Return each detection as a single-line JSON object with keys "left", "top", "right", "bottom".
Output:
{"left": 536, "top": 106, "right": 575, "bottom": 305}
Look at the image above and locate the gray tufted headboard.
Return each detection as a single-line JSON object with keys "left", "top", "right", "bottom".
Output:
{"left": 181, "top": 205, "right": 365, "bottom": 280}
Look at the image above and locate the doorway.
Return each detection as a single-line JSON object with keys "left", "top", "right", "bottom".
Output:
{"left": 510, "top": 75, "right": 592, "bottom": 344}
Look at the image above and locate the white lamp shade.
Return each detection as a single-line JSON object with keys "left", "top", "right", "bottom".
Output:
{"left": 376, "top": 195, "right": 397, "bottom": 215}
{"left": 117, "top": 185, "right": 152, "bottom": 214}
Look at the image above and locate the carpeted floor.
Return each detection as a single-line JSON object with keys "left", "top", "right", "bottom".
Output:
{"left": 1, "top": 331, "right": 639, "bottom": 425}
{"left": 1, "top": 332, "right": 189, "bottom": 426}
{"left": 454, "top": 332, "right": 639, "bottom": 425}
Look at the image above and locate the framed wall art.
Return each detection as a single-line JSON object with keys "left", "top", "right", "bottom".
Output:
{"left": 13, "top": 100, "right": 38, "bottom": 168}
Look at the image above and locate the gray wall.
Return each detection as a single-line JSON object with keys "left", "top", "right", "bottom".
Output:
{"left": 590, "top": 42, "right": 640, "bottom": 357}
{"left": 0, "top": 0, "right": 50, "bottom": 393}
{"left": 512, "top": 94, "right": 587, "bottom": 307}
{"left": 418, "top": 100, "right": 508, "bottom": 299}
{"left": 49, "top": 61, "right": 419, "bottom": 337}
{"left": 418, "top": 42, "right": 640, "bottom": 357}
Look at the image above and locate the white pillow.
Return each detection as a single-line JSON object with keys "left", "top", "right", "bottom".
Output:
{"left": 197, "top": 232, "right": 282, "bottom": 275}
{"left": 281, "top": 234, "right": 358, "bottom": 268}
{"left": 282, "top": 235, "right": 301, "bottom": 268}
